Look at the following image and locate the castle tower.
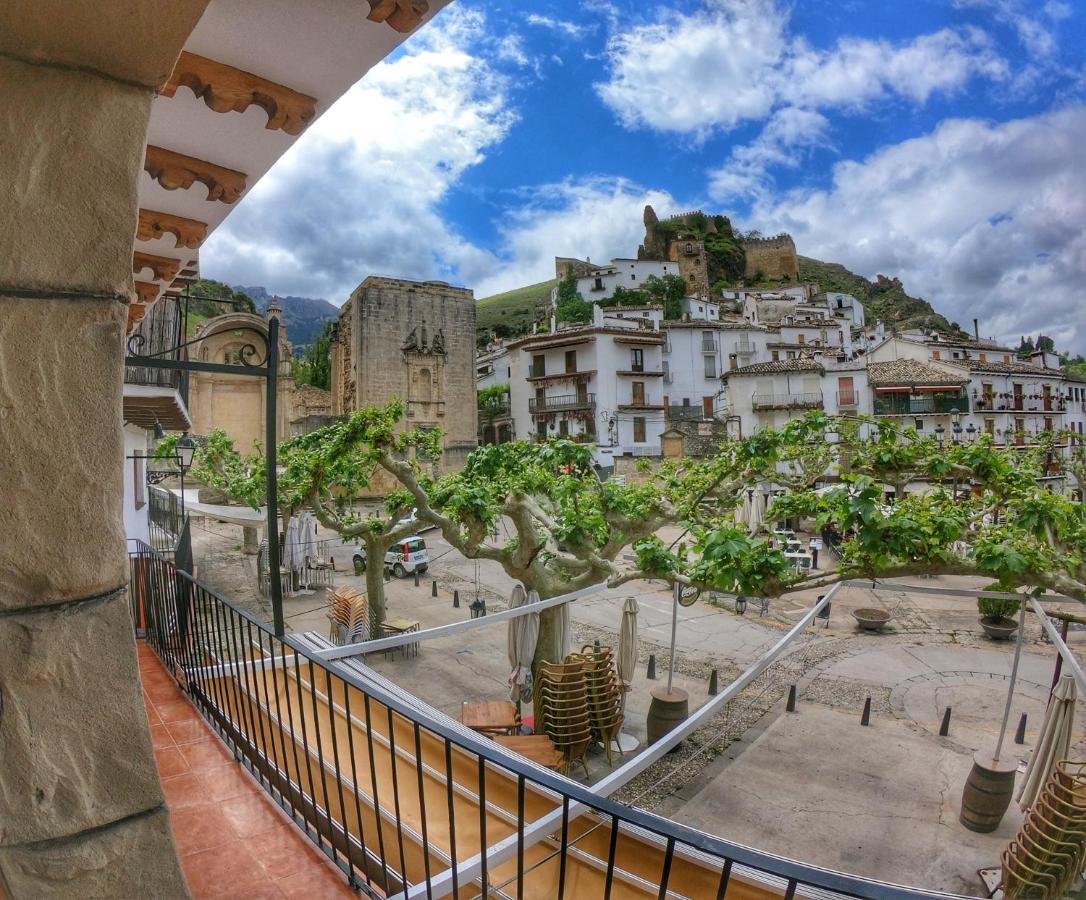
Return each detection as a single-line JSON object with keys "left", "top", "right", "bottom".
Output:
{"left": 740, "top": 234, "right": 799, "bottom": 281}
{"left": 669, "top": 234, "right": 710, "bottom": 297}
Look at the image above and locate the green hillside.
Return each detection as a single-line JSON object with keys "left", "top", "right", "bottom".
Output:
{"left": 798, "top": 257, "right": 965, "bottom": 336}
{"left": 475, "top": 279, "right": 556, "bottom": 342}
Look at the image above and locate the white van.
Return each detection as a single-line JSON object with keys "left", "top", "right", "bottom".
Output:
{"left": 353, "top": 536, "right": 430, "bottom": 578}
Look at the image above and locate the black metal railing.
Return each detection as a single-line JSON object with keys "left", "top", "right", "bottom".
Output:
{"left": 752, "top": 392, "right": 824, "bottom": 410}
{"left": 148, "top": 486, "right": 186, "bottom": 553}
{"left": 873, "top": 394, "right": 968, "bottom": 416}
{"left": 125, "top": 294, "right": 187, "bottom": 399}
{"left": 129, "top": 540, "right": 958, "bottom": 900}
{"left": 529, "top": 393, "right": 595, "bottom": 413}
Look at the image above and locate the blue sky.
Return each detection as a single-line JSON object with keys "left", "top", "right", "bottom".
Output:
{"left": 204, "top": 0, "right": 1086, "bottom": 352}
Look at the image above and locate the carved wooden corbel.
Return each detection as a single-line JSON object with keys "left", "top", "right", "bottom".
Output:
{"left": 145, "top": 146, "right": 247, "bottom": 203}
{"left": 162, "top": 52, "right": 317, "bottom": 136}
{"left": 133, "top": 251, "right": 182, "bottom": 283}
{"left": 137, "top": 209, "right": 208, "bottom": 249}
{"left": 134, "top": 281, "right": 160, "bottom": 305}
{"left": 366, "top": 0, "right": 430, "bottom": 32}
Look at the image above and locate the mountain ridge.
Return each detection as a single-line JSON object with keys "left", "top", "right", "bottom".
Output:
{"left": 233, "top": 285, "right": 339, "bottom": 349}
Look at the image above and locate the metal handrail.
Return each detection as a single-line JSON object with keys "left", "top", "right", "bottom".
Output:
{"left": 129, "top": 541, "right": 967, "bottom": 900}
{"left": 752, "top": 392, "right": 824, "bottom": 410}
{"left": 528, "top": 393, "right": 596, "bottom": 413}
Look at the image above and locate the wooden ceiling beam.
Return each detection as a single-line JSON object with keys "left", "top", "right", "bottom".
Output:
{"left": 366, "top": 0, "right": 430, "bottom": 33}
{"left": 133, "top": 251, "right": 182, "bottom": 283}
{"left": 145, "top": 145, "right": 247, "bottom": 203}
{"left": 162, "top": 51, "right": 317, "bottom": 135}
{"left": 137, "top": 208, "right": 208, "bottom": 249}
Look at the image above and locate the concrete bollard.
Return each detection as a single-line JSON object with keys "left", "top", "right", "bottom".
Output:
{"left": 860, "top": 697, "right": 872, "bottom": 726}
{"left": 708, "top": 669, "right": 719, "bottom": 696}
{"left": 414, "top": 570, "right": 420, "bottom": 587}
{"left": 432, "top": 580, "right": 438, "bottom": 597}
{"left": 1015, "top": 713, "right": 1028, "bottom": 745}
{"left": 786, "top": 684, "right": 797, "bottom": 713}
{"left": 647, "top": 654, "right": 657, "bottom": 680}
{"left": 453, "top": 589, "right": 460, "bottom": 609}
{"left": 939, "top": 706, "right": 952, "bottom": 737}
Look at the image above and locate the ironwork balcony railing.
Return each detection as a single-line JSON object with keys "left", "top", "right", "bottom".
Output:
{"left": 752, "top": 392, "right": 824, "bottom": 411}
{"left": 873, "top": 394, "right": 969, "bottom": 416}
{"left": 127, "top": 541, "right": 949, "bottom": 900}
{"left": 147, "top": 486, "right": 186, "bottom": 554}
{"left": 529, "top": 393, "right": 595, "bottom": 413}
{"left": 701, "top": 336, "right": 718, "bottom": 353}
{"left": 478, "top": 399, "right": 511, "bottom": 418}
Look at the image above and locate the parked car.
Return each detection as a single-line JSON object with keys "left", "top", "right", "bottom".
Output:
{"left": 353, "top": 536, "right": 430, "bottom": 578}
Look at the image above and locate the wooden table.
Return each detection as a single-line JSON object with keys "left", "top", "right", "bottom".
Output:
{"left": 380, "top": 617, "right": 420, "bottom": 658}
{"left": 495, "top": 735, "right": 565, "bottom": 772}
{"left": 460, "top": 700, "right": 519, "bottom": 736}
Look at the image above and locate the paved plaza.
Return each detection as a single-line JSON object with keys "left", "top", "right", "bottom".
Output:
{"left": 189, "top": 515, "right": 1086, "bottom": 894}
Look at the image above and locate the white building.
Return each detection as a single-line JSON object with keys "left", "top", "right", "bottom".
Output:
{"left": 573, "top": 258, "right": 680, "bottom": 302}
{"left": 503, "top": 318, "right": 667, "bottom": 467}
{"left": 663, "top": 321, "right": 769, "bottom": 419}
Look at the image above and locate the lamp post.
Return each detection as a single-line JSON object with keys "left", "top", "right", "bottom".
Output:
{"left": 175, "top": 432, "right": 196, "bottom": 519}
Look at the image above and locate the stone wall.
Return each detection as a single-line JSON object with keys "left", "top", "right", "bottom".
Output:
{"left": 0, "top": 5, "right": 207, "bottom": 895}
{"left": 335, "top": 276, "right": 478, "bottom": 476}
{"left": 741, "top": 234, "right": 799, "bottom": 281}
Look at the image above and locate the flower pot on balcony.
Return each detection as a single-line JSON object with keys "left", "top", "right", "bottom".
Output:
{"left": 979, "top": 616, "right": 1018, "bottom": 640}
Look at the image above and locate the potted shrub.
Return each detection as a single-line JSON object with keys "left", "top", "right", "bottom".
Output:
{"left": 978, "top": 595, "right": 1020, "bottom": 640}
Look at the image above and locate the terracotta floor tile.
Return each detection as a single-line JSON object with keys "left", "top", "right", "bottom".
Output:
{"left": 221, "top": 792, "right": 287, "bottom": 839}
{"left": 149, "top": 723, "right": 174, "bottom": 750}
{"left": 143, "top": 699, "right": 162, "bottom": 726}
{"left": 170, "top": 802, "right": 235, "bottom": 856}
{"left": 162, "top": 772, "right": 208, "bottom": 811}
{"left": 276, "top": 861, "right": 354, "bottom": 898}
{"left": 155, "top": 745, "right": 191, "bottom": 778}
{"left": 181, "top": 738, "right": 234, "bottom": 772}
{"left": 199, "top": 763, "right": 262, "bottom": 801}
{"left": 246, "top": 826, "right": 326, "bottom": 881}
{"left": 166, "top": 717, "right": 213, "bottom": 746}
{"left": 144, "top": 680, "right": 185, "bottom": 704}
{"left": 156, "top": 699, "right": 203, "bottom": 725}
{"left": 181, "top": 839, "right": 271, "bottom": 899}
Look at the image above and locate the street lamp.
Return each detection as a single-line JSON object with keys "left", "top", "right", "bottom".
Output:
{"left": 176, "top": 432, "right": 196, "bottom": 470}
{"left": 934, "top": 423, "right": 945, "bottom": 445}
{"left": 966, "top": 423, "right": 977, "bottom": 442}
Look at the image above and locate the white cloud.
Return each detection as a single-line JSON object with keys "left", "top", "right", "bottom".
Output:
{"left": 747, "top": 105, "right": 1086, "bottom": 353}
{"left": 953, "top": 0, "right": 1066, "bottom": 56}
{"left": 472, "top": 178, "right": 680, "bottom": 297}
{"left": 709, "top": 107, "right": 831, "bottom": 201}
{"left": 200, "top": 7, "right": 513, "bottom": 301}
{"left": 526, "top": 14, "right": 588, "bottom": 38}
{"left": 596, "top": 0, "right": 1007, "bottom": 137}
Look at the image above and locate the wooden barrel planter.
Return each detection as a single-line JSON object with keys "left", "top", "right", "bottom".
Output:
{"left": 960, "top": 752, "right": 1017, "bottom": 833}
{"left": 852, "top": 608, "right": 892, "bottom": 632}
{"left": 647, "top": 687, "right": 689, "bottom": 750}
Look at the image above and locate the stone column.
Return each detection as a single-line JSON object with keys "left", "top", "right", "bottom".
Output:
{"left": 0, "top": 5, "right": 207, "bottom": 897}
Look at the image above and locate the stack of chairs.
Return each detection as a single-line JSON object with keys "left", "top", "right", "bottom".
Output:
{"left": 326, "top": 587, "right": 368, "bottom": 646}
{"left": 572, "top": 644, "right": 625, "bottom": 766}
{"left": 536, "top": 660, "right": 592, "bottom": 778}
{"left": 1002, "top": 761, "right": 1086, "bottom": 898}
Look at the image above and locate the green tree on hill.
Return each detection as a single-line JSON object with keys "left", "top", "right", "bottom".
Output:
{"left": 554, "top": 271, "right": 592, "bottom": 324}
{"left": 294, "top": 320, "right": 334, "bottom": 390}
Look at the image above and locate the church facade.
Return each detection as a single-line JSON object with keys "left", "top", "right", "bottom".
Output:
{"left": 331, "top": 276, "right": 478, "bottom": 474}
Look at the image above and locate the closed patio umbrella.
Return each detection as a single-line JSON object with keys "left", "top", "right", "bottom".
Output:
{"left": 508, "top": 585, "right": 540, "bottom": 708}
{"left": 1017, "top": 674, "right": 1078, "bottom": 809}
{"left": 554, "top": 596, "right": 571, "bottom": 663}
{"left": 734, "top": 494, "right": 750, "bottom": 530}
{"left": 614, "top": 597, "right": 640, "bottom": 752}
{"left": 751, "top": 491, "right": 767, "bottom": 532}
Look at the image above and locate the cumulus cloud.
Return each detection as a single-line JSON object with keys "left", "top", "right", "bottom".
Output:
{"left": 953, "top": 0, "right": 1067, "bottom": 56}
{"left": 200, "top": 8, "right": 513, "bottom": 302}
{"left": 747, "top": 105, "right": 1086, "bottom": 353}
{"left": 596, "top": 0, "right": 1007, "bottom": 137}
{"left": 472, "top": 178, "right": 680, "bottom": 297}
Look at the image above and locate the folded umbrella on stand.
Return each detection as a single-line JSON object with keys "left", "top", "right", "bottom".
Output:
{"left": 613, "top": 596, "right": 641, "bottom": 753}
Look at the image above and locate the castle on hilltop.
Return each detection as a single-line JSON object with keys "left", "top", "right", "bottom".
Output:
{"left": 638, "top": 205, "right": 799, "bottom": 287}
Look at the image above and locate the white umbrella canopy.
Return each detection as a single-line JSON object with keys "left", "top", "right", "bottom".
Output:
{"left": 508, "top": 586, "right": 540, "bottom": 705}
{"left": 734, "top": 494, "right": 750, "bottom": 530}
{"left": 1017, "top": 674, "right": 1078, "bottom": 809}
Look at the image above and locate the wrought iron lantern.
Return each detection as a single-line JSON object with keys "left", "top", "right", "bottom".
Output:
{"left": 176, "top": 432, "right": 196, "bottom": 471}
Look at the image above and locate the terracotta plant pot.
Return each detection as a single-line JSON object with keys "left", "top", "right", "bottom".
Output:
{"left": 979, "top": 616, "right": 1018, "bottom": 640}
{"left": 852, "top": 608, "right": 892, "bottom": 632}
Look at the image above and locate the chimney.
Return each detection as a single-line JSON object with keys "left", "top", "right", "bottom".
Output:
{"left": 973, "top": 318, "right": 979, "bottom": 340}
